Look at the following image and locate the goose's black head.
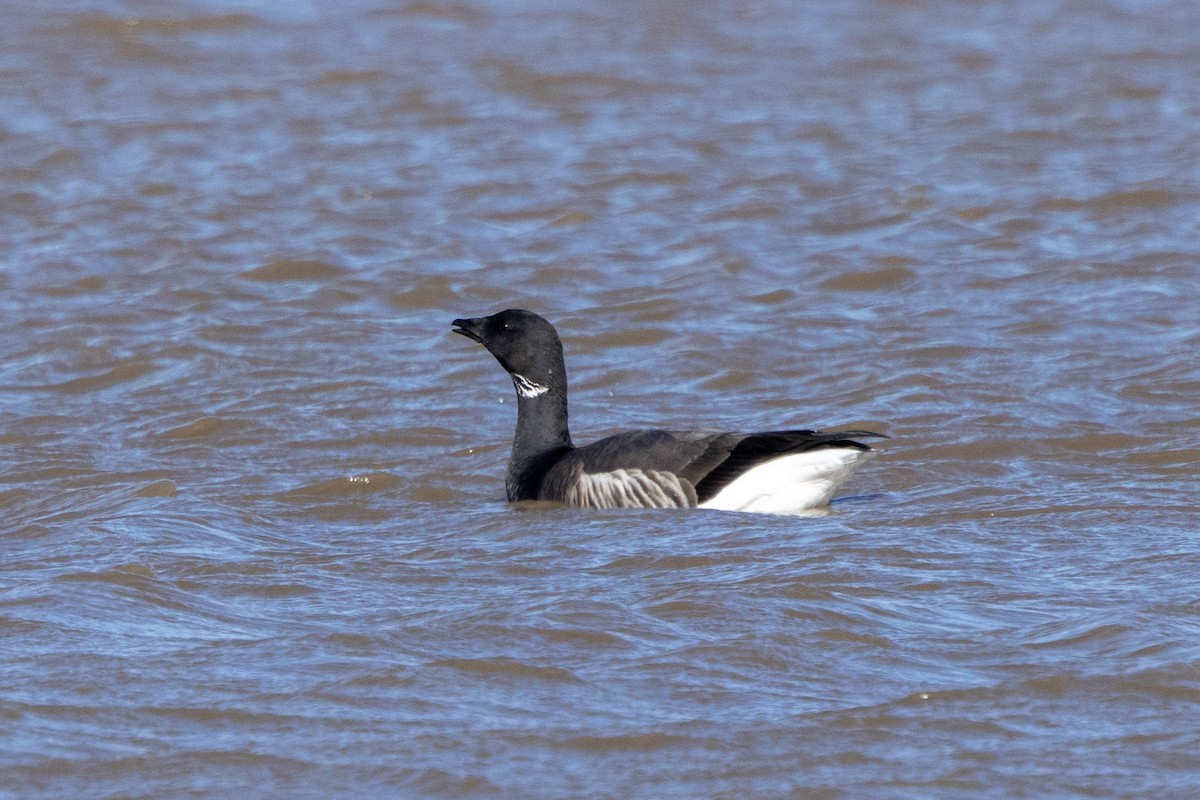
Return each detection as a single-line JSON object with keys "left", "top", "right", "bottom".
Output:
{"left": 452, "top": 309, "right": 566, "bottom": 387}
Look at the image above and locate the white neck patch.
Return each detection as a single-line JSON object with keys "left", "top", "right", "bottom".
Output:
{"left": 512, "top": 373, "right": 550, "bottom": 398}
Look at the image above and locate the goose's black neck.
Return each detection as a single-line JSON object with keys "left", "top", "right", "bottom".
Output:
{"left": 506, "top": 371, "right": 572, "bottom": 501}
{"left": 450, "top": 309, "right": 577, "bottom": 501}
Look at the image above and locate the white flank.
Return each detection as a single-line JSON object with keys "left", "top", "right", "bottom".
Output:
{"left": 699, "top": 448, "right": 878, "bottom": 515}
{"left": 512, "top": 374, "right": 549, "bottom": 398}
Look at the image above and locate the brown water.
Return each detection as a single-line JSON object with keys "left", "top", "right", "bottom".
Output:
{"left": 3, "top": 0, "right": 1199, "bottom": 797}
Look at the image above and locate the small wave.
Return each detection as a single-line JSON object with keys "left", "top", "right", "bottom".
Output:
{"left": 243, "top": 258, "right": 349, "bottom": 282}
{"left": 45, "top": 357, "right": 155, "bottom": 394}
{"left": 157, "top": 416, "right": 255, "bottom": 442}
{"left": 1035, "top": 186, "right": 1184, "bottom": 216}
{"left": 429, "top": 657, "right": 581, "bottom": 683}
{"left": 554, "top": 731, "right": 703, "bottom": 751}
{"left": 74, "top": 12, "right": 262, "bottom": 37}
{"left": 820, "top": 263, "right": 917, "bottom": 293}
{"left": 277, "top": 472, "right": 403, "bottom": 500}
{"left": 51, "top": 562, "right": 158, "bottom": 588}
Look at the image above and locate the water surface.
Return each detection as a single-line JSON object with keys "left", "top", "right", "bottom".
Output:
{"left": 2, "top": 0, "right": 1199, "bottom": 797}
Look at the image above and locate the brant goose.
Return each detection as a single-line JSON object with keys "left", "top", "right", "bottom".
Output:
{"left": 452, "top": 309, "right": 885, "bottom": 515}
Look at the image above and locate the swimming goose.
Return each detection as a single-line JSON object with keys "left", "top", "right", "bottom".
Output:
{"left": 452, "top": 309, "right": 885, "bottom": 514}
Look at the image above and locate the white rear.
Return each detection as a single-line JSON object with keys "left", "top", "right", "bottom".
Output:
{"left": 698, "top": 448, "right": 878, "bottom": 515}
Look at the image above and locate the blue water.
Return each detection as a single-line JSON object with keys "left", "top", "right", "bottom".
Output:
{"left": 3, "top": 0, "right": 1200, "bottom": 797}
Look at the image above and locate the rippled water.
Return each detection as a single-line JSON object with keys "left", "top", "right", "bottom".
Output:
{"left": 3, "top": 0, "right": 1200, "bottom": 797}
